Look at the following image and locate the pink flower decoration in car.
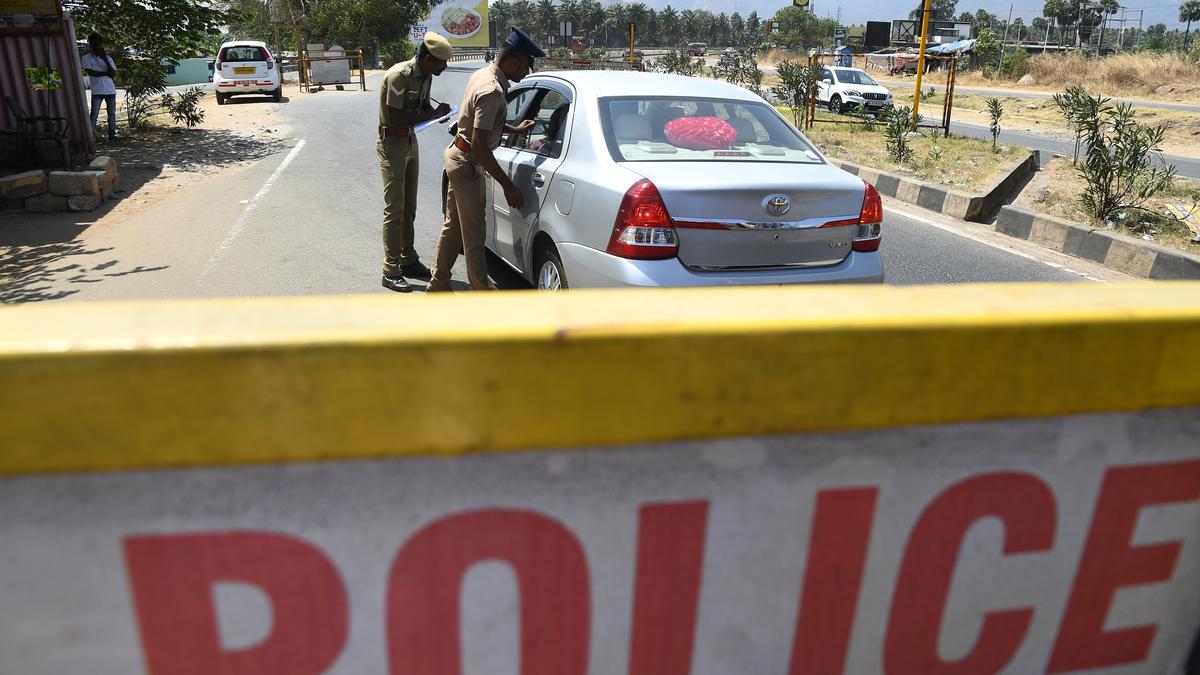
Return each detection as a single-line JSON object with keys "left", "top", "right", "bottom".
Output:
{"left": 663, "top": 116, "right": 737, "bottom": 150}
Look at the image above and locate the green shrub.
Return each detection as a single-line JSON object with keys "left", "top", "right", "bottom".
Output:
{"left": 1000, "top": 49, "right": 1030, "bottom": 78}
{"left": 1052, "top": 86, "right": 1175, "bottom": 223}
{"left": 882, "top": 106, "right": 914, "bottom": 164}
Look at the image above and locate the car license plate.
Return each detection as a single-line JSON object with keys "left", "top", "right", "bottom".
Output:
{"left": 234, "top": 66, "right": 255, "bottom": 74}
{"left": 236, "top": 80, "right": 252, "bottom": 86}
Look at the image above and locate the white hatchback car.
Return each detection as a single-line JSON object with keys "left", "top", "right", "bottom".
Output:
{"left": 213, "top": 41, "right": 282, "bottom": 104}
{"left": 816, "top": 67, "right": 894, "bottom": 114}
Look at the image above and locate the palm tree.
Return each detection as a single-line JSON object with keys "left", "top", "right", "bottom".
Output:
{"left": 510, "top": 0, "right": 536, "bottom": 34}
{"left": 491, "top": 0, "right": 514, "bottom": 39}
{"left": 627, "top": 2, "right": 649, "bottom": 45}
{"left": 534, "top": 0, "right": 556, "bottom": 44}
{"left": 680, "top": 10, "right": 698, "bottom": 46}
{"left": 605, "top": 3, "right": 629, "bottom": 47}
{"left": 659, "top": 5, "right": 679, "bottom": 46}
{"left": 715, "top": 12, "right": 730, "bottom": 47}
{"left": 1182, "top": 0, "right": 1200, "bottom": 47}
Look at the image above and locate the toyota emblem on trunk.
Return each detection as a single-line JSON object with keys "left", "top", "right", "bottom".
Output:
{"left": 764, "top": 194, "right": 791, "bottom": 216}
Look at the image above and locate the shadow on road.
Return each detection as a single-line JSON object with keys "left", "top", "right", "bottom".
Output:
{"left": 0, "top": 213, "right": 169, "bottom": 303}
{"left": 94, "top": 125, "right": 289, "bottom": 176}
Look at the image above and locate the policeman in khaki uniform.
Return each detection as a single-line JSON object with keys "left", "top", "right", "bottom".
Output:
{"left": 427, "top": 28, "right": 545, "bottom": 292}
{"left": 378, "top": 33, "right": 452, "bottom": 293}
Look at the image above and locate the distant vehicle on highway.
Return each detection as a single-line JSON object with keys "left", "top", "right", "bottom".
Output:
{"left": 724, "top": 46, "right": 738, "bottom": 55}
{"left": 687, "top": 42, "right": 707, "bottom": 56}
{"left": 817, "top": 66, "right": 894, "bottom": 114}
{"left": 447, "top": 70, "right": 883, "bottom": 289}
{"left": 213, "top": 41, "right": 282, "bottom": 105}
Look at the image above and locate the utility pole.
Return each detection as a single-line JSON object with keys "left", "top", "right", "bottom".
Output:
{"left": 999, "top": 4, "right": 1013, "bottom": 73}
{"left": 911, "top": 0, "right": 933, "bottom": 129}
{"left": 1118, "top": 9, "right": 1126, "bottom": 50}
{"left": 1044, "top": 17, "right": 1052, "bottom": 48}
{"left": 1075, "top": 0, "right": 1084, "bottom": 49}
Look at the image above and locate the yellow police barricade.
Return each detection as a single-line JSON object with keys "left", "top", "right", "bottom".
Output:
{"left": 1, "top": 282, "right": 1198, "bottom": 673}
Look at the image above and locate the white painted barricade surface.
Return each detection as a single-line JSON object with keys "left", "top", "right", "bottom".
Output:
{"left": 2, "top": 408, "right": 1199, "bottom": 674}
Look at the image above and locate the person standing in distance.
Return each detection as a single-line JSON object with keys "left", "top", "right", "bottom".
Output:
{"left": 378, "top": 33, "right": 452, "bottom": 293}
{"left": 426, "top": 28, "right": 544, "bottom": 292}
{"left": 82, "top": 33, "right": 118, "bottom": 141}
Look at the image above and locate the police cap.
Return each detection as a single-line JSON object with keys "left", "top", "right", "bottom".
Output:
{"left": 504, "top": 27, "right": 546, "bottom": 66}
{"left": 423, "top": 32, "right": 453, "bottom": 61}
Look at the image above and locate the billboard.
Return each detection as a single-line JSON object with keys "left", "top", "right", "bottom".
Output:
{"left": 0, "top": 0, "right": 62, "bottom": 34}
{"left": 410, "top": 0, "right": 489, "bottom": 49}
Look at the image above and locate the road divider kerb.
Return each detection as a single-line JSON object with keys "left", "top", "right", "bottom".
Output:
{"left": 996, "top": 206, "right": 1200, "bottom": 279}
{"left": 1, "top": 282, "right": 1198, "bottom": 476}
{"left": 833, "top": 151, "right": 1038, "bottom": 222}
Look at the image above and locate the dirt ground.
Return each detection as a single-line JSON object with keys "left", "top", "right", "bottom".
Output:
{"left": 1013, "top": 156, "right": 1200, "bottom": 253}
{"left": 78, "top": 81, "right": 305, "bottom": 223}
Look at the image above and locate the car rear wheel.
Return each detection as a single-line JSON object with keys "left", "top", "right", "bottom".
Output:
{"left": 272, "top": 86, "right": 282, "bottom": 102}
{"left": 216, "top": 92, "right": 226, "bottom": 105}
{"left": 535, "top": 244, "right": 567, "bottom": 291}
{"left": 830, "top": 95, "right": 843, "bottom": 114}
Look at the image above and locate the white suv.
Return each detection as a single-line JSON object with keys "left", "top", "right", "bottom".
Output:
{"left": 816, "top": 67, "right": 893, "bottom": 114}
{"left": 213, "top": 41, "right": 282, "bottom": 104}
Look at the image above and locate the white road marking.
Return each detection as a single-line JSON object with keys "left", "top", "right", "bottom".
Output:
{"left": 201, "top": 139, "right": 306, "bottom": 278}
{"left": 885, "top": 203, "right": 1103, "bottom": 282}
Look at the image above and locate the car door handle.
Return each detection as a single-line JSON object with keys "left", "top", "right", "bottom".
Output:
{"left": 532, "top": 172, "right": 545, "bottom": 188}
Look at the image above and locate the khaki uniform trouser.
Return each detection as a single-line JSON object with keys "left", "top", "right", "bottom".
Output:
{"left": 378, "top": 135, "right": 420, "bottom": 276}
{"left": 429, "top": 146, "right": 490, "bottom": 291}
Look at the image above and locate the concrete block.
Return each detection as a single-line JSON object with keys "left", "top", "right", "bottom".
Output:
{"left": 48, "top": 171, "right": 102, "bottom": 197}
{"left": 68, "top": 193, "right": 104, "bottom": 212}
{"left": 995, "top": 207, "right": 1035, "bottom": 240}
{"left": 1078, "top": 230, "right": 1113, "bottom": 263}
{"left": 1103, "top": 235, "right": 1157, "bottom": 278}
{"left": 838, "top": 162, "right": 861, "bottom": 176}
{"left": 1148, "top": 249, "right": 1200, "bottom": 280}
{"left": 24, "top": 192, "right": 68, "bottom": 212}
{"left": 1061, "top": 226, "right": 1089, "bottom": 257}
{"left": 87, "top": 155, "right": 117, "bottom": 180}
{"left": 916, "top": 184, "right": 947, "bottom": 212}
{"left": 1029, "top": 216, "right": 1070, "bottom": 251}
{"left": 875, "top": 173, "right": 900, "bottom": 197}
{"left": 0, "top": 170, "right": 47, "bottom": 200}
{"left": 857, "top": 167, "right": 881, "bottom": 186}
{"left": 895, "top": 179, "right": 922, "bottom": 204}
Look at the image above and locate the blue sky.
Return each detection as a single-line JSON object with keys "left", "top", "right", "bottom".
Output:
{"left": 645, "top": 0, "right": 1190, "bottom": 31}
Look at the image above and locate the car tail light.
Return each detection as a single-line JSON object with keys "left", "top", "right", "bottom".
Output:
{"left": 853, "top": 181, "right": 883, "bottom": 252}
{"left": 606, "top": 179, "right": 679, "bottom": 260}
{"left": 820, "top": 181, "right": 882, "bottom": 252}
{"left": 265, "top": 53, "right": 275, "bottom": 70}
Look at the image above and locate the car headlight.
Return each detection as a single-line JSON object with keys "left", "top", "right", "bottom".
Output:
{"left": 844, "top": 90, "right": 861, "bottom": 97}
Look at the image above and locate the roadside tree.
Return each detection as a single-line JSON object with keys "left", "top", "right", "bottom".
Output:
{"left": 771, "top": 60, "right": 821, "bottom": 126}
{"left": 1182, "top": 0, "right": 1200, "bottom": 48}
{"left": 973, "top": 29, "right": 1001, "bottom": 77}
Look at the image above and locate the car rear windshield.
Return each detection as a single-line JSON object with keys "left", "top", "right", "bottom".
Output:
{"left": 833, "top": 69, "right": 877, "bottom": 86}
{"left": 600, "top": 96, "right": 823, "bottom": 164}
{"left": 221, "top": 46, "right": 268, "bottom": 62}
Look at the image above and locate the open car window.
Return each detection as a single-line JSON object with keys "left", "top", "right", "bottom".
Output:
{"left": 600, "top": 96, "right": 823, "bottom": 164}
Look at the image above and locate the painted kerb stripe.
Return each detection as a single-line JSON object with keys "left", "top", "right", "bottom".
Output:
{"left": 1, "top": 282, "right": 1199, "bottom": 475}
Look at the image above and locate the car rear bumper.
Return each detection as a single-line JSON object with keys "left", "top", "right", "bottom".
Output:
{"left": 215, "top": 77, "right": 280, "bottom": 93}
{"left": 557, "top": 242, "right": 884, "bottom": 287}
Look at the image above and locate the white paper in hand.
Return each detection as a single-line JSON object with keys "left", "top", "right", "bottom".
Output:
{"left": 415, "top": 105, "right": 459, "bottom": 133}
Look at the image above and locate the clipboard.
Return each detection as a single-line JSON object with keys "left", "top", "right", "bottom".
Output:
{"left": 415, "top": 105, "right": 459, "bottom": 133}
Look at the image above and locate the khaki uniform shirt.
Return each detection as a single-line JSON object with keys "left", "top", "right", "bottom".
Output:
{"left": 379, "top": 58, "right": 430, "bottom": 127}
{"left": 455, "top": 63, "right": 509, "bottom": 151}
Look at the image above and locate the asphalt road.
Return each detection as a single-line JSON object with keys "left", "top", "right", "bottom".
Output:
{"left": 3, "top": 64, "right": 1128, "bottom": 304}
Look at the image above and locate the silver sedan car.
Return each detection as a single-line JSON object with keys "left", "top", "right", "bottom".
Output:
{"left": 466, "top": 70, "right": 884, "bottom": 289}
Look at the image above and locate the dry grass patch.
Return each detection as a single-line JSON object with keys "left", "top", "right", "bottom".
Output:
{"left": 951, "top": 52, "right": 1200, "bottom": 102}
{"left": 1015, "top": 156, "right": 1200, "bottom": 253}
{"left": 790, "top": 110, "right": 1023, "bottom": 192}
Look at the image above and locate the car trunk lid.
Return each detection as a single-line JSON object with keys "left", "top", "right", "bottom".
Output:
{"left": 628, "top": 162, "right": 866, "bottom": 269}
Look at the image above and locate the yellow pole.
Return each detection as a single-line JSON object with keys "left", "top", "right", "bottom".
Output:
{"left": 911, "top": 0, "right": 933, "bottom": 128}
{"left": 629, "top": 21, "right": 635, "bottom": 63}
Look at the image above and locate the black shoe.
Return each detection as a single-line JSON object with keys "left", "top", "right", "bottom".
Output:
{"left": 382, "top": 275, "right": 411, "bottom": 293}
{"left": 400, "top": 261, "right": 432, "bottom": 280}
